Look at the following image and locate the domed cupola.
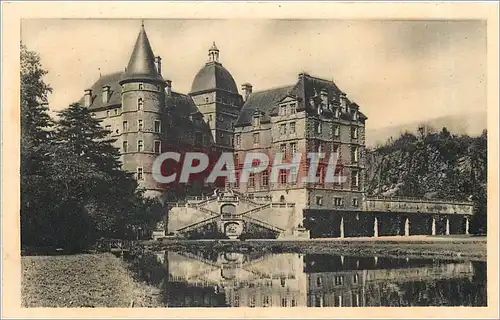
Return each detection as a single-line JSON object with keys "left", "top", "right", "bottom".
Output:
{"left": 190, "top": 42, "right": 239, "bottom": 95}
{"left": 120, "top": 22, "right": 163, "bottom": 84}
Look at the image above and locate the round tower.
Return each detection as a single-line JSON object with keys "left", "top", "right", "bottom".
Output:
{"left": 119, "top": 23, "right": 165, "bottom": 199}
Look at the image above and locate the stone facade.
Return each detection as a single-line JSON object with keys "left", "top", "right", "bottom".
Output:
{"left": 79, "top": 24, "right": 473, "bottom": 239}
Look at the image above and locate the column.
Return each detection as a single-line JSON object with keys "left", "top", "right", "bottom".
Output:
{"left": 373, "top": 217, "right": 379, "bottom": 238}
{"left": 431, "top": 217, "right": 436, "bottom": 236}
{"left": 340, "top": 255, "right": 344, "bottom": 265}
{"left": 404, "top": 217, "right": 410, "bottom": 237}
{"left": 340, "top": 217, "right": 344, "bottom": 238}
{"left": 465, "top": 217, "right": 470, "bottom": 235}
{"left": 445, "top": 217, "right": 450, "bottom": 236}
{"left": 374, "top": 256, "right": 378, "bottom": 266}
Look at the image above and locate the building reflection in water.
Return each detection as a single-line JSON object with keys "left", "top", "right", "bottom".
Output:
{"left": 151, "top": 250, "right": 486, "bottom": 307}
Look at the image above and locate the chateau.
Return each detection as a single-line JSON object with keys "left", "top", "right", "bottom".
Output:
{"left": 81, "top": 24, "right": 473, "bottom": 239}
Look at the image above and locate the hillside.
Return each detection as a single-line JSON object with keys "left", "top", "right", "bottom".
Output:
{"left": 365, "top": 126, "right": 487, "bottom": 233}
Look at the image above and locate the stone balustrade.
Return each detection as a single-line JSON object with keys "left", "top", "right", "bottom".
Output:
{"left": 364, "top": 197, "right": 473, "bottom": 215}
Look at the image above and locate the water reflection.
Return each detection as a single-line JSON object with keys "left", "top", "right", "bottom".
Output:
{"left": 132, "top": 250, "right": 486, "bottom": 307}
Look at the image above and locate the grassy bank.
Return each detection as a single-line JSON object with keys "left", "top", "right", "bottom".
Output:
{"left": 141, "top": 236, "right": 487, "bottom": 261}
{"left": 22, "top": 253, "right": 161, "bottom": 307}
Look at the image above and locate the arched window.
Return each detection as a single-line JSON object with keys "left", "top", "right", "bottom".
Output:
{"left": 137, "top": 98, "right": 143, "bottom": 110}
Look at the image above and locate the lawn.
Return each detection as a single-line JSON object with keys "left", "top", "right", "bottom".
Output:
{"left": 21, "top": 253, "right": 160, "bottom": 307}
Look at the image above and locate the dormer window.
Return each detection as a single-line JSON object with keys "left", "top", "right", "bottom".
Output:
{"left": 137, "top": 98, "right": 143, "bottom": 110}
{"left": 279, "top": 105, "right": 287, "bottom": 116}
{"left": 334, "top": 108, "right": 340, "bottom": 119}
{"left": 353, "top": 111, "right": 358, "bottom": 121}
{"left": 102, "top": 86, "right": 110, "bottom": 104}
{"left": 253, "top": 116, "right": 260, "bottom": 126}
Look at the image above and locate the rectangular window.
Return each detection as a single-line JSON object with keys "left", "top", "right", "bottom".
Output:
{"left": 353, "top": 293, "right": 360, "bottom": 307}
{"left": 334, "top": 125, "right": 340, "bottom": 137}
{"left": 235, "top": 134, "right": 241, "bottom": 146}
{"left": 290, "top": 142, "right": 297, "bottom": 155}
{"left": 290, "top": 103, "right": 296, "bottom": 114}
{"left": 352, "top": 127, "right": 358, "bottom": 139}
{"left": 248, "top": 173, "right": 255, "bottom": 188}
{"left": 315, "top": 196, "right": 323, "bottom": 206}
{"left": 249, "top": 296, "right": 256, "bottom": 308}
{"left": 280, "top": 143, "right": 287, "bottom": 155}
{"left": 262, "top": 296, "right": 270, "bottom": 307}
{"left": 154, "top": 120, "right": 161, "bottom": 133}
{"left": 281, "top": 298, "right": 288, "bottom": 307}
{"left": 353, "top": 273, "right": 359, "bottom": 284}
{"left": 334, "top": 197, "right": 343, "bottom": 206}
{"left": 154, "top": 140, "right": 161, "bottom": 153}
{"left": 333, "top": 144, "right": 340, "bottom": 155}
{"left": 334, "top": 295, "right": 343, "bottom": 307}
{"left": 280, "top": 105, "right": 287, "bottom": 116}
{"left": 122, "top": 141, "right": 128, "bottom": 152}
{"left": 352, "top": 198, "right": 359, "bottom": 207}
{"left": 316, "top": 141, "right": 322, "bottom": 153}
{"left": 335, "top": 276, "right": 344, "bottom": 285}
{"left": 280, "top": 123, "right": 287, "bottom": 135}
{"left": 123, "top": 121, "right": 129, "bottom": 132}
{"left": 352, "top": 147, "right": 359, "bottom": 163}
{"left": 137, "top": 140, "right": 143, "bottom": 152}
{"left": 262, "top": 170, "right": 269, "bottom": 187}
{"left": 353, "top": 111, "right": 358, "bottom": 121}
{"left": 253, "top": 133, "right": 260, "bottom": 144}
{"left": 280, "top": 170, "right": 288, "bottom": 185}
{"left": 253, "top": 116, "right": 260, "bottom": 127}
{"left": 138, "top": 119, "right": 143, "bottom": 131}
{"left": 138, "top": 83, "right": 143, "bottom": 90}
{"left": 289, "top": 121, "right": 296, "bottom": 134}
{"left": 291, "top": 299, "right": 297, "bottom": 307}
{"left": 315, "top": 122, "right": 322, "bottom": 134}
{"left": 137, "top": 167, "right": 144, "bottom": 180}
{"left": 352, "top": 170, "right": 359, "bottom": 187}
{"left": 137, "top": 98, "right": 143, "bottom": 110}
{"left": 290, "top": 169, "right": 297, "bottom": 184}
{"left": 334, "top": 108, "right": 340, "bottom": 119}
{"left": 114, "top": 108, "right": 118, "bottom": 115}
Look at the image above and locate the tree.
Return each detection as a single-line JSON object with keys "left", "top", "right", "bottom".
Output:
{"left": 20, "top": 44, "right": 55, "bottom": 246}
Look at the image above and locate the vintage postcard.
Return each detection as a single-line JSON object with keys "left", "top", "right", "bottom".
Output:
{"left": 2, "top": 1, "right": 499, "bottom": 319}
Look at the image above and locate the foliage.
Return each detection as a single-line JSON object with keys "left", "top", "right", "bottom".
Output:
{"left": 366, "top": 126, "right": 487, "bottom": 234}
{"left": 20, "top": 45, "right": 164, "bottom": 251}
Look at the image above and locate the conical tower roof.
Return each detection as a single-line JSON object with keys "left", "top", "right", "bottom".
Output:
{"left": 121, "top": 23, "right": 163, "bottom": 83}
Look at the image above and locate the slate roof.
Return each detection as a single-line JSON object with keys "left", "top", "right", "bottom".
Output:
{"left": 235, "top": 85, "right": 296, "bottom": 126}
{"left": 190, "top": 62, "right": 239, "bottom": 95}
{"left": 235, "top": 73, "right": 368, "bottom": 126}
{"left": 79, "top": 72, "right": 123, "bottom": 110}
{"left": 122, "top": 25, "right": 163, "bottom": 83}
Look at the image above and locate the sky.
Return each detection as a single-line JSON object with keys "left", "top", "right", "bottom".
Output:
{"left": 21, "top": 19, "right": 487, "bottom": 131}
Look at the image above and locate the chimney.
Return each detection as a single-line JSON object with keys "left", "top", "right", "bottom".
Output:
{"left": 84, "top": 89, "right": 92, "bottom": 107}
{"left": 320, "top": 88, "right": 328, "bottom": 106}
{"left": 155, "top": 56, "right": 162, "bottom": 76}
{"left": 241, "top": 83, "right": 253, "bottom": 102}
{"left": 102, "top": 86, "right": 110, "bottom": 104}
{"left": 165, "top": 79, "right": 172, "bottom": 96}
